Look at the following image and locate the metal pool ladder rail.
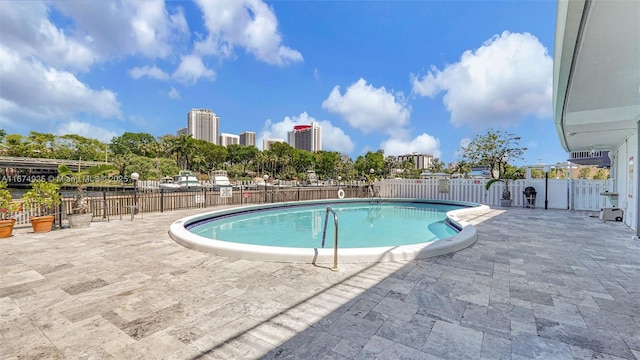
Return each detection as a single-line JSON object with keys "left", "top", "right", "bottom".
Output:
{"left": 321, "top": 206, "right": 339, "bottom": 271}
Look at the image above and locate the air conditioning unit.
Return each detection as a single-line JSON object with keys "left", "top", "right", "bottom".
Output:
{"left": 599, "top": 207, "right": 623, "bottom": 222}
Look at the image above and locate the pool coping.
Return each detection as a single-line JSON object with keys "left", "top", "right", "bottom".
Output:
{"left": 168, "top": 198, "right": 489, "bottom": 264}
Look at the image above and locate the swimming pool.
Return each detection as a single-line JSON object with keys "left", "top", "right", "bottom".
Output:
{"left": 169, "top": 198, "right": 488, "bottom": 264}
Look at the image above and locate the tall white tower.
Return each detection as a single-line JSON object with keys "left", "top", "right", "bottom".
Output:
{"left": 187, "top": 109, "right": 219, "bottom": 144}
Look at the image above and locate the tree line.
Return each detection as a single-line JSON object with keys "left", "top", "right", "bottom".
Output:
{"left": 0, "top": 130, "right": 435, "bottom": 181}
{"left": 0, "top": 129, "right": 606, "bottom": 181}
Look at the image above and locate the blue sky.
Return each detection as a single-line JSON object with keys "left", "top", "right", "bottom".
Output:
{"left": 0, "top": 0, "right": 566, "bottom": 166}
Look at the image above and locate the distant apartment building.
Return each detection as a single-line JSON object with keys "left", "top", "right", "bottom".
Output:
{"left": 287, "top": 122, "right": 322, "bottom": 152}
{"left": 219, "top": 133, "right": 240, "bottom": 147}
{"left": 176, "top": 127, "right": 187, "bottom": 136}
{"left": 239, "top": 131, "right": 256, "bottom": 147}
{"left": 397, "top": 153, "right": 434, "bottom": 169}
{"left": 263, "top": 138, "right": 285, "bottom": 151}
{"left": 187, "top": 108, "right": 219, "bottom": 144}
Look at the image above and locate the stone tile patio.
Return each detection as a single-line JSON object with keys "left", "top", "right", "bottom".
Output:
{"left": 1, "top": 206, "right": 639, "bottom": 359}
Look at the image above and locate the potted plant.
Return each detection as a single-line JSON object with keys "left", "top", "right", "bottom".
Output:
{"left": 0, "top": 182, "right": 20, "bottom": 238}
{"left": 485, "top": 168, "right": 523, "bottom": 207}
{"left": 22, "top": 179, "right": 61, "bottom": 233}
{"left": 67, "top": 184, "right": 92, "bottom": 228}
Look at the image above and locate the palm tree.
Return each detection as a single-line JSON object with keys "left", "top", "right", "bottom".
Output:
{"left": 169, "top": 134, "right": 196, "bottom": 169}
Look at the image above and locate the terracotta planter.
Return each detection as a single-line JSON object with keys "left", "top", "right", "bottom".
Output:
{"left": 30, "top": 215, "right": 55, "bottom": 233}
{"left": 0, "top": 219, "right": 16, "bottom": 238}
{"left": 68, "top": 213, "right": 92, "bottom": 228}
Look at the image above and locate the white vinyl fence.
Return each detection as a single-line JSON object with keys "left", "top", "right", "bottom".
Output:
{"left": 376, "top": 178, "right": 611, "bottom": 211}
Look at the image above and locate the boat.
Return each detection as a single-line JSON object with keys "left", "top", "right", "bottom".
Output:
{"left": 160, "top": 171, "right": 203, "bottom": 192}
{"left": 210, "top": 170, "right": 232, "bottom": 190}
{"left": 211, "top": 170, "right": 231, "bottom": 186}
{"left": 158, "top": 176, "right": 180, "bottom": 192}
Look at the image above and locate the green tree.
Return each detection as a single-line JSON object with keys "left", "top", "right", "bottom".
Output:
{"left": 315, "top": 151, "right": 341, "bottom": 180}
{"left": 196, "top": 140, "right": 227, "bottom": 171}
{"left": 268, "top": 142, "right": 294, "bottom": 178}
{"left": 168, "top": 134, "right": 197, "bottom": 169}
{"left": 291, "top": 149, "right": 316, "bottom": 177}
{"left": 238, "top": 146, "right": 259, "bottom": 175}
{"left": 578, "top": 167, "right": 591, "bottom": 179}
{"left": 452, "top": 160, "right": 471, "bottom": 177}
{"left": 59, "top": 134, "right": 107, "bottom": 161}
{"left": 355, "top": 151, "right": 385, "bottom": 179}
{"left": 385, "top": 156, "right": 399, "bottom": 178}
{"left": 27, "top": 131, "right": 55, "bottom": 157}
{"left": 3, "top": 134, "right": 29, "bottom": 157}
{"left": 110, "top": 132, "right": 158, "bottom": 157}
{"left": 593, "top": 168, "right": 608, "bottom": 180}
{"left": 123, "top": 155, "right": 158, "bottom": 180}
{"left": 429, "top": 158, "right": 446, "bottom": 172}
{"left": 460, "top": 129, "right": 526, "bottom": 179}
{"left": 400, "top": 157, "right": 415, "bottom": 177}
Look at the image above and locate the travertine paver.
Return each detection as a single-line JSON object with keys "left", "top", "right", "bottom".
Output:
{"left": 1, "top": 206, "right": 639, "bottom": 359}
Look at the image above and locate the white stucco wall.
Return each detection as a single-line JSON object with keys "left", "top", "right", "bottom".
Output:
{"left": 613, "top": 132, "right": 638, "bottom": 232}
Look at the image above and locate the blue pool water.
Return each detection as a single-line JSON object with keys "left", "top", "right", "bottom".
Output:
{"left": 187, "top": 202, "right": 463, "bottom": 249}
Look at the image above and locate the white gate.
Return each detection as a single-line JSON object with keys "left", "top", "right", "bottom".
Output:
{"left": 376, "top": 178, "right": 610, "bottom": 211}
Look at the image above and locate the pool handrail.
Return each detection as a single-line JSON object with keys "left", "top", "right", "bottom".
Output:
{"left": 321, "top": 206, "right": 339, "bottom": 271}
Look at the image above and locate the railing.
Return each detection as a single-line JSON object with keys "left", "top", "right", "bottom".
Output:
{"left": 321, "top": 206, "right": 339, "bottom": 272}
{"left": 7, "top": 186, "right": 366, "bottom": 227}
{"left": 7, "top": 178, "right": 612, "bottom": 228}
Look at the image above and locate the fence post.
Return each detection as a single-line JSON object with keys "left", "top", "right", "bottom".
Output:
{"left": 102, "top": 191, "right": 107, "bottom": 219}
{"left": 58, "top": 193, "right": 63, "bottom": 228}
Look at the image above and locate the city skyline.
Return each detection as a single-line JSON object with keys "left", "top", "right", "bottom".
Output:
{"left": 0, "top": 1, "right": 565, "bottom": 167}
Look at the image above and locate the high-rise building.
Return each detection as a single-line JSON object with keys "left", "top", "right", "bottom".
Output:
{"left": 176, "top": 127, "right": 187, "bottom": 136}
{"left": 219, "top": 133, "right": 240, "bottom": 147}
{"left": 263, "top": 138, "right": 285, "bottom": 151}
{"left": 288, "top": 122, "right": 322, "bottom": 152}
{"left": 187, "top": 108, "right": 219, "bottom": 144}
{"left": 397, "top": 153, "right": 434, "bottom": 169}
{"left": 239, "top": 131, "right": 256, "bottom": 147}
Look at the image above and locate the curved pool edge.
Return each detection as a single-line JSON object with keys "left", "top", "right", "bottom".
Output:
{"left": 168, "top": 198, "right": 489, "bottom": 264}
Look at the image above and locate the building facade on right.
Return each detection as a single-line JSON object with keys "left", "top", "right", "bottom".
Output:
{"left": 553, "top": 0, "right": 639, "bottom": 234}
{"left": 187, "top": 108, "right": 219, "bottom": 144}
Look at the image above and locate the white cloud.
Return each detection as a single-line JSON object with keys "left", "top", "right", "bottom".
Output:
{"left": 0, "top": 1, "right": 98, "bottom": 71}
{"left": 194, "top": 0, "right": 303, "bottom": 66}
{"left": 172, "top": 54, "right": 216, "bottom": 84}
{"left": 129, "top": 65, "right": 170, "bottom": 80}
{"left": 322, "top": 78, "right": 411, "bottom": 135}
{"left": 381, "top": 133, "right": 441, "bottom": 158}
{"left": 168, "top": 87, "right": 180, "bottom": 99}
{"left": 0, "top": 47, "right": 121, "bottom": 128}
{"left": 51, "top": 0, "right": 188, "bottom": 60}
{"left": 260, "top": 112, "right": 354, "bottom": 153}
{"left": 411, "top": 31, "right": 552, "bottom": 129}
{"left": 55, "top": 121, "right": 118, "bottom": 143}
